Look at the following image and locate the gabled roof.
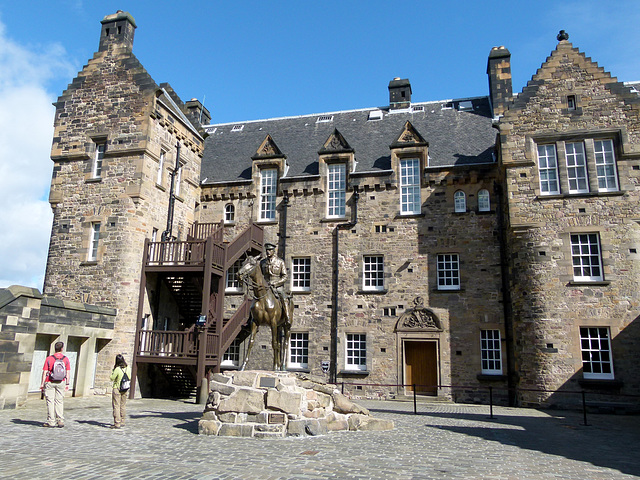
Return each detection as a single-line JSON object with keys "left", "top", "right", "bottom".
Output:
{"left": 201, "top": 96, "right": 496, "bottom": 184}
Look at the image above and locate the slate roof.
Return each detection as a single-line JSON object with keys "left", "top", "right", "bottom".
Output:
{"left": 200, "top": 96, "right": 496, "bottom": 185}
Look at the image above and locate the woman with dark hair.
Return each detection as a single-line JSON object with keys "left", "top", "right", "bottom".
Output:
{"left": 109, "top": 354, "right": 131, "bottom": 429}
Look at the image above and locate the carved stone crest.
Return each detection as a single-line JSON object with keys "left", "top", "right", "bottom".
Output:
{"left": 395, "top": 297, "right": 442, "bottom": 331}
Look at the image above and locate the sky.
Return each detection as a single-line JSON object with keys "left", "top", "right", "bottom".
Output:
{"left": 1, "top": 0, "right": 640, "bottom": 290}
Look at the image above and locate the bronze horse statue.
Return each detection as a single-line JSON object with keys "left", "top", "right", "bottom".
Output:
{"left": 237, "top": 255, "right": 292, "bottom": 370}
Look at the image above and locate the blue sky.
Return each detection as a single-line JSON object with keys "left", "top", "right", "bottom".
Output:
{"left": 1, "top": 0, "right": 640, "bottom": 289}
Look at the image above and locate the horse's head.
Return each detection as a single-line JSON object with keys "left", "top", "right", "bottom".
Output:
{"left": 238, "top": 255, "right": 260, "bottom": 281}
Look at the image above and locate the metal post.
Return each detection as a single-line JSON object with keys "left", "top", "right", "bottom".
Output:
{"left": 489, "top": 386, "right": 494, "bottom": 419}
{"left": 413, "top": 384, "right": 417, "bottom": 415}
{"left": 581, "top": 391, "right": 590, "bottom": 426}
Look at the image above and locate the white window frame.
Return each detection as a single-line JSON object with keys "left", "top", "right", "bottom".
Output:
{"left": 288, "top": 332, "right": 309, "bottom": 369}
{"left": 571, "top": 233, "right": 603, "bottom": 282}
{"left": 437, "top": 253, "right": 460, "bottom": 290}
{"left": 454, "top": 190, "right": 466, "bottom": 213}
{"left": 221, "top": 338, "right": 241, "bottom": 367}
{"left": 594, "top": 139, "right": 619, "bottom": 192}
{"left": 291, "top": 257, "right": 311, "bottom": 292}
{"left": 399, "top": 158, "right": 421, "bottom": 215}
{"left": 478, "top": 189, "right": 490, "bottom": 212}
{"left": 363, "top": 255, "right": 384, "bottom": 291}
{"left": 174, "top": 163, "right": 183, "bottom": 197}
{"left": 92, "top": 143, "right": 105, "bottom": 179}
{"left": 156, "top": 150, "right": 165, "bottom": 185}
{"left": 88, "top": 222, "right": 101, "bottom": 261}
{"left": 327, "top": 163, "right": 346, "bottom": 218}
{"left": 537, "top": 144, "right": 560, "bottom": 195}
{"left": 345, "top": 333, "right": 367, "bottom": 371}
{"left": 259, "top": 168, "right": 277, "bottom": 221}
{"left": 480, "top": 330, "right": 502, "bottom": 374}
{"left": 224, "top": 204, "right": 235, "bottom": 224}
{"left": 565, "top": 142, "right": 589, "bottom": 193}
{"left": 225, "top": 260, "right": 243, "bottom": 293}
{"left": 580, "top": 327, "right": 614, "bottom": 379}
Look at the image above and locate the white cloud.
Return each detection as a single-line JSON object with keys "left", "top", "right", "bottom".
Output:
{"left": 0, "top": 20, "right": 75, "bottom": 290}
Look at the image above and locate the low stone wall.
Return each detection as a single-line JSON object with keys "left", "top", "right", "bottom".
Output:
{"left": 199, "top": 371, "right": 394, "bottom": 438}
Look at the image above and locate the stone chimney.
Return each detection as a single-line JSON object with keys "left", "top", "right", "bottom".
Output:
{"left": 99, "top": 10, "right": 136, "bottom": 52}
{"left": 486, "top": 46, "right": 512, "bottom": 117}
{"left": 185, "top": 99, "right": 212, "bottom": 128}
{"left": 388, "top": 78, "right": 412, "bottom": 110}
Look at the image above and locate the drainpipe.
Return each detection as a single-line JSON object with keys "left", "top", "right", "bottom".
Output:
{"left": 495, "top": 182, "right": 516, "bottom": 406}
{"left": 162, "top": 142, "right": 181, "bottom": 242}
{"left": 330, "top": 186, "right": 359, "bottom": 383}
{"left": 279, "top": 192, "right": 290, "bottom": 257}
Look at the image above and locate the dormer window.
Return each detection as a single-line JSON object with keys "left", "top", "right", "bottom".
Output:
{"left": 231, "top": 125, "right": 244, "bottom": 132}
{"left": 317, "top": 115, "right": 334, "bottom": 123}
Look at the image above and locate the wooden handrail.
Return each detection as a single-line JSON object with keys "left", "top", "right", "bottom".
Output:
{"left": 137, "top": 330, "right": 197, "bottom": 358}
{"left": 146, "top": 240, "right": 206, "bottom": 266}
{"left": 220, "top": 298, "right": 252, "bottom": 352}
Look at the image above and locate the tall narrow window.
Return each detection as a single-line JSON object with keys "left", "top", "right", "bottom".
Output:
{"left": 346, "top": 333, "right": 367, "bottom": 371}
{"left": 88, "top": 223, "right": 101, "bottom": 261}
{"left": 454, "top": 190, "right": 466, "bottom": 213}
{"left": 327, "top": 163, "right": 346, "bottom": 218}
{"left": 437, "top": 253, "right": 460, "bottom": 290}
{"left": 222, "top": 338, "right": 241, "bottom": 367}
{"left": 363, "top": 255, "right": 384, "bottom": 291}
{"left": 537, "top": 144, "right": 560, "bottom": 195}
{"left": 480, "top": 330, "right": 502, "bottom": 374}
{"left": 571, "top": 233, "right": 603, "bottom": 281}
{"left": 226, "top": 260, "right": 243, "bottom": 292}
{"left": 580, "top": 327, "right": 614, "bottom": 379}
{"left": 399, "top": 158, "right": 421, "bottom": 215}
{"left": 259, "top": 168, "right": 277, "bottom": 221}
{"left": 150, "top": 228, "right": 158, "bottom": 262}
{"left": 594, "top": 139, "right": 619, "bottom": 192}
{"left": 289, "top": 332, "right": 309, "bottom": 369}
{"left": 92, "top": 143, "right": 105, "bottom": 179}
{"left": 566, "top": 142, "right": 589, "bottom": 193}
{"left": 477, "top": 189, "right": 490, "bottom": 212}
{"left": 156, "top": 150, "right": 165, "bottom": 185}
{"left": 174, "top": 163, "right": 183, "bottom": 197}
{"left": 291, "top": 257, "right": 311, "bottom": 292}
{"left": 224, "top": 204, "right": 235, "bottom": 224}
{"left": 567, "top": 95, "right": 576, "bottom": 111}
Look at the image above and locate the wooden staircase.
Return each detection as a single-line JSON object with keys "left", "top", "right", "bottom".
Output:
{"left": 132, "top": 221, "right": 263, "bottom": 398}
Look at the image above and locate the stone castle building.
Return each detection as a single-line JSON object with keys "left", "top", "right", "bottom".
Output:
{"left": 1, "top": 13, "right": 638, "bottom": 410}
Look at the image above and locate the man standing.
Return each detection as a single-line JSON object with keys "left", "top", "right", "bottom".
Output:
{"left": 260, "top": 243, "right": 292, "bottom": 324}
{"left": 40, "top": 341, "right": 71, "bottom": 428}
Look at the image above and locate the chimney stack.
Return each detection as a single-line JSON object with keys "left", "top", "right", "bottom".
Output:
{"left": 99, "top": 10, "right": 136, "bottom": 52}
{"left": 388, "top": 78, "right": 412, "bottom": 110}
{"left": 486, "top": 46, "right": 512, "bottom": 118}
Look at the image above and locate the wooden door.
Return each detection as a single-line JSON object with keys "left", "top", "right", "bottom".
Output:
{"left": 405, "top": 341, "right": 437, "bottom": 395}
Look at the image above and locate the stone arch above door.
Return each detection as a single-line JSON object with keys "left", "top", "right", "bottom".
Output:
{"left": 395, "top": 297, "right": 442, "bottom": 332}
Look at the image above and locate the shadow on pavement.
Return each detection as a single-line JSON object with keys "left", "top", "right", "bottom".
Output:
{"left": 75, "top": 419, "right": 111, "bottom": 428}
{"left": 129, "top": 410, "right": 201, "bottom": 434}
{"left": 11, "top": 419, "right": 46, "bottom": 427}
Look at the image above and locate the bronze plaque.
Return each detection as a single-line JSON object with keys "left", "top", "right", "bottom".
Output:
{"left": 268, "top": 413, "right": 286, "bottom": 424}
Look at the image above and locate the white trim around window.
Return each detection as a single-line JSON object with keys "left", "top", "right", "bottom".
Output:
{"left": 156, "top": 150, "right": 165, "bottom": 185}
{"left": 362, "top": 255, "right": 384, "bottom": 291}
{"left": 327, "top": 163, "right": 346, "bottom": 218}
{"left": 594, "top": 139, "right": 619, "bottom": 192}
{"left": 454, "top": 190, "right": 466, "bottom": 213}
{"left": 345, "top": 333, "right": 367, "bottom": 371}
{"left": 88, "top": 222, "right": 101, "bottom": 261}
{"left": 92, "top": 143, "right": 105, "bottom": 179}
{"left": 580, "top": 327, "right": 614, "bottom": 379}
{"left": 478, "top": 189, "right": 490, "bottom": 212}
{"left": 565, "top": 142, "right": 589, "bottom": 193}
{"left": 291, "top": 257, "right": 311, "bottom": 292}
{"left": 222, "top": 338, "right": 242, "bottom": 367}
{"left": 259, "top": 168, "right": 277, "bottom": 221}
{"left": 399, "top": 158, "right": 421, "bottom": 215}
{"left": 437, "top": 253, "right": 460, "bottom": 290}
{"left": 225, "top": 260, "right": 244, "bottom": 293}
{"left": 288, "top": 332, "right": 309, "bottom": 369}
{"left": 480, "top": 329, "right": 502, "bottom": 375}
{"left": 570, "top": 233, "right": 603, "bottom": 282}
{"left": 537, "top": 144, "right": 560, "bottom": 195}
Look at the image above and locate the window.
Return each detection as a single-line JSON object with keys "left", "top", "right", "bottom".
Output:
{"left": 92, "top": 143, "right": 105, "bottom": 178}
{"left": 480, "top": 330, "right": 502, "bottom": 374}
{"left": 222, "top": 338, "right": 242, "bottom": 367}
{"left": 580, "top": 327, "right": 614, "bottom": 379}
{"left": 537, "top": 144, "right": 560, "bottom": 195}
{"left": 567, "top": 95, "right": 576, "bottom": 111}
{"left": 259, "top": 168, "right": 277, "bottom": 221}
{"left": 454, "top": 190, "right": 466, "bottom": 213}
{"left": 399, "top": 158, "right": 421, "bottom": 215}
{"left": 437, "top": 254, "right": 460, "bottom": 290}
{"left": 156, "top": 150, "right": 165, "bottom": 185}
{"left": 571, "top": 233, "right": 603, "bottom": 281}
{"left": 291, "top": 257, "right": 311, "bottom": 292}
{"left": 226, "top": 260, "right": 243, "bottom": 292}
{"left": 363, "top": 255, "right": 384, "bottom": 291}
{"left": 345, "top": 333, "right": 367, "bottom": 371}
{"left": 174, "top": 163, "right": 183, "bottom": 197}
{"left": 566, "top": 142, "right": 589, "bottom": 193}
{"left": 478, "top": 189, "right": 490, "bottom": 212}
{"left": 288, "top": 332, "right": 309, "bottom": 369}
{"left": 594, "top": 140, "right": 619, "bottom": 192}
{"left": 224, "top": 204, "right": 235, "bottom": 224}
{"left": 327, "top": 163, "right": 346, "bottom": 218}
{"left": 88, "top": 223, "right": 101, "bottom": 261}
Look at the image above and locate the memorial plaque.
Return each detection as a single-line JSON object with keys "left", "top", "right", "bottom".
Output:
{"left": 269, "top": 412, "right": 286, "bottom": 424}
{"left": 259, "top": 376, "right": 277, "bottom": 388}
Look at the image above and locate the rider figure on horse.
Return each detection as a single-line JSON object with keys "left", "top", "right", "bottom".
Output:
{"left": 260, "top": 243, "right": 292, "bottom": 325}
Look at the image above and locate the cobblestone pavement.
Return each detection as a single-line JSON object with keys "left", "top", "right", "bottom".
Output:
{"left": 1, "top": 395, "right": 639, "bottom": 479}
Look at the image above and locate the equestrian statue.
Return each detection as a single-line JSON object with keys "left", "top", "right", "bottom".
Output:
{"left": 237, "top": 243, "right": 293, "bottom": 370}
